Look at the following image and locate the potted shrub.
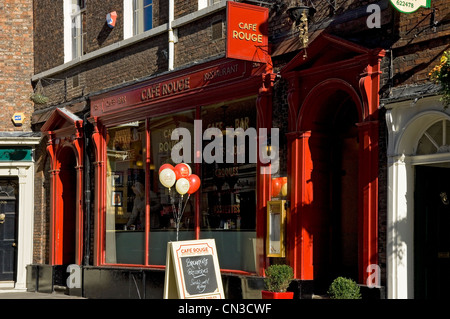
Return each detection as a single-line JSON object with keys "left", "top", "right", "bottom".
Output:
{"left": 327, "top": 277, "right": 362, "bottom": 299}
{"left": 261, "top": 264, "right": 294, "bottom": 299}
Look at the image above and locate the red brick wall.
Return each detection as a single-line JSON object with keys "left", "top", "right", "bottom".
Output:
{"left": 0, "top": 0, "right": 34, "bottom": 131}
{"left": 392, "top": 0, "right": 450, "bottom": 86}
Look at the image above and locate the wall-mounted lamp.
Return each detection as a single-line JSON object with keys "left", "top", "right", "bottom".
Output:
{"left": 287, "top": 3, "right": 315, "bottom": 57}
{"left": 106, "top": 11, "right": 117, "bottom": 28}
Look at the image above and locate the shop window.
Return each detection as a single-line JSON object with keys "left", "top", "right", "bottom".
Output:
{"left": 133, "top": 0, "right": 153, "bottom": 35}
{"left": 199, "top": 100, "right": 257, "bottom": 272}
{"left": 103, "top": 101, "right": 258, "bottom": 271}
{"left": 416, "top": 120, "right": 450, "bottom": 155}
{"left": 148, "top": 111, "right": 196, "bottom": 265}
{"left": 105, "top": 121, "right": 147, "bottom": 264}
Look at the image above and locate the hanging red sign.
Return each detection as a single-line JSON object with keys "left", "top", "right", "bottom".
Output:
{"left": 226, "top": 2, "right": 269, "bottom": 63}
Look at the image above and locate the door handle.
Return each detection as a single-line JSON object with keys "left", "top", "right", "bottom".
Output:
{"left": 12, "top": 243, "right": 16, "bottom": 247}
{"left": 0, "top": 213, "right": 5, "bottom": 224}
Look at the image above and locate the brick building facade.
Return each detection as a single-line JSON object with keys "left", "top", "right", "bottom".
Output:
{"left": 23, "top": 0, "right": 450, "bottom": 299}
{"left": 0, "top": 0, "right": 40, "bottom": 289}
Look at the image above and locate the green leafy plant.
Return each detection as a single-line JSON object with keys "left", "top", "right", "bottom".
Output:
{"left": 264, "top": 264, "right": 294, "bottom": 293}
{"left": 429, "top": 51, "right": 450, "bottom": 108}
{"left": 327, "top": 277, "right": 362, "bottom": 299}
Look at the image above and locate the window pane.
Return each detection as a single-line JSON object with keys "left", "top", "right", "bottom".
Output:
{"left": 148, "top": 111, "right": 196, "bottom": 265}
{"left": 133, "top": 0, "right": 152, "bottom": 35}
{"left": 105, "top": 121, "right": 146, "bottom": 265}
{"left": 200, "top": 99, "right": 257, "bottom": 272}
{"left": 143, "top": 5, "right": 152, "bottom": 32}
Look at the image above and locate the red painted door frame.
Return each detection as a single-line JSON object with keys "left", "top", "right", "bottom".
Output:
{"left": 41, "top": 109, "right": 84, "bottom": 266}
{"left": 281, "top": 33, "right": 384, "bottom": 284}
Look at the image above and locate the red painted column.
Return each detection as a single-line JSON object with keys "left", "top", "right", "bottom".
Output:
{"left": 91, "top": 118, "right": 105, "bottom": 266}
{"left": 256, "top": 71, "right": 276, "bottom": 276}
{"left": 73, "top": 123, "right": 84, "bottom": 266}
{"left": 357, "top": 121, "right": 379, "bottom": 284}
{"left": 287, "top": 131, "right": 314, "bottom": 280}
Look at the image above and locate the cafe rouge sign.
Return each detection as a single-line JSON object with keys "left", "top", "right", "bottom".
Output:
{"left": 91, "top": 59, "right": 264, "bottom": 117}
{"left": 226, "top": 2, "right": 269, "bottom": 63}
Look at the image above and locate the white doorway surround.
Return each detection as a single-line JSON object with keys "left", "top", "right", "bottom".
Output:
{"left": 386, "top": 95, "right": 449, "bottom": 299}
{"left": 0, "top": 135, "right": 40, "bottom": 290}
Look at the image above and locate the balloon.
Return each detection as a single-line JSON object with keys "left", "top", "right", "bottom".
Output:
{"left": 187, "top": 174, "right": 201, "bottom": 194}
{"left": 159, "top": 168, "right": 176, "bottom": 188}
{"left": 174, "top": 163, "right": 190, "bottom": 180}
{"left": 281, "top": 182, "right": 288, "bottom": 197}
{"left": 272, "top": 178, "right": 282, "bottom": 197}
{"left": 184, "top": 163, "right": 192, "bottom": 175}
{"left": 175, "top": 178, "right": 190, "bottom": 195}
{"left": 159, "top": 163, "right": 174, "bottom": 174}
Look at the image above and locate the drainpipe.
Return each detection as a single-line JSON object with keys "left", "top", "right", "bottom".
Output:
{"left": 168, "top": 0, "right": 174, "bottom": 71}
{"left": 83, "top": 111, "right": 91, "bottom": 266}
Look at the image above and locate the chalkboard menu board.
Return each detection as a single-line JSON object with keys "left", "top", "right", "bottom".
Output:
{"left": 163, "top": 239, "right": 224, "bottom": 299}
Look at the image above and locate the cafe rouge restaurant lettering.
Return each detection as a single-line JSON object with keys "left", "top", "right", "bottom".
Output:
{"left": 90, "top": 60, "right": 258, "bottom": 117}
{"left": 226, "top": 2, "right": 268, "bottom": 63}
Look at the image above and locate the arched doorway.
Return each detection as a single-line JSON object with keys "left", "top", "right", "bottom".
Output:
{"left": 414, "top": 119, "right": 450, "bottom": 298}
{"left": 57, "top": 146, "right": 77, "bottom": 265}
{"left": 387, "top": 105, "right": 450, "bottom": 299}
{"left": 41, "top": 107, "right": 84, "bottom": 267}
{"left": 300, "top": 86, "right": 362, "bottom": 292}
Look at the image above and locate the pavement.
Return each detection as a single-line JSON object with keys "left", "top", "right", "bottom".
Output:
{"left": 0, "top": 288, "right": 86, "bottom": 299}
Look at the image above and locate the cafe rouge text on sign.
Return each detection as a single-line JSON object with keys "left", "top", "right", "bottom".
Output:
{"left": 226, "top": 2, "right": 269, "bottom": 63}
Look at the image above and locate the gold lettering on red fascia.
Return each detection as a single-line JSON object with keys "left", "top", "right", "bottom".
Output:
{"left": 232, "top": 22, "right": 263, "bottom": 43}
{"left": 203, "top": 63, "right": 239, "bottom": 82}
{"left": 141, "top": 77, "right": 190, "bottom": 101}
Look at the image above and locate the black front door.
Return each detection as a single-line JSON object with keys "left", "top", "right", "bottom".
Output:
{"left": 0, "top": 199, "right": 17, "bottom": 281}
{"left": 415, "top": 165, "right": 450, "bottom": 299}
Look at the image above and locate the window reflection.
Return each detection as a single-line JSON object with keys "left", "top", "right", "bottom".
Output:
{"left": 148, "top": 111, "right": 196, "bottom": 265}
{"left": 105, "top": 121, "right": 146, "bottom": 264}
{"left": 200, "top": 100, "right": 257, "bottom": 272}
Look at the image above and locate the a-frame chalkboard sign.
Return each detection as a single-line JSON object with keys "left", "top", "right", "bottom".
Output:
{"left": 163, "top": 239, "right": 224, "bottom": 299}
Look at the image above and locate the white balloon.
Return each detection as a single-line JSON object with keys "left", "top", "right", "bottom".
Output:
{"left": 159, "top": 168, "right": 176, "bottom": 188}
{"left": 176, "top": 178, "right": 190, "bottom": 195}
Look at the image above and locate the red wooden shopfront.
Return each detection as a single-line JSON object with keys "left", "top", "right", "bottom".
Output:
{"left": 88, "top": 57, "right": 276, "bottom": 276}
{"left": 40, "top": 31, "right": 384, "bottom": 294}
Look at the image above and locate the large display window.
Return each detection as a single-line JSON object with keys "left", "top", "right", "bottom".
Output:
{"left": 103, "top": 98, "right": 258, "bottom": 272}
{"left": 199, "top": 99, "right": 257, "bottom": 272}
{"left": 105, "top": 120, "right": 147, "bottom": 264}
{"left": 148, "top": 110, "right": 196, "bottom": 265}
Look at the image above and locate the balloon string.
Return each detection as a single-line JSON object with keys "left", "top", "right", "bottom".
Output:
{"left": 181, "top": 194, "right": 190, "bottom": 218}
{"left": 176, "top": 194, "right": 184, "bottom": 241}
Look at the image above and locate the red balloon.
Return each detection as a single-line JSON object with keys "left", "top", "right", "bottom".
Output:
{"left": 174, "top": 163, "right": 190, "bottom": 180}
{"left": 272, "top": 178, "right": 282, "bottom": 197}
{"left": 187, "top": 174, "right": 201, "bottom": 194}
{"left": 159, "top": 163, "right": 174, "bottom": 174}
